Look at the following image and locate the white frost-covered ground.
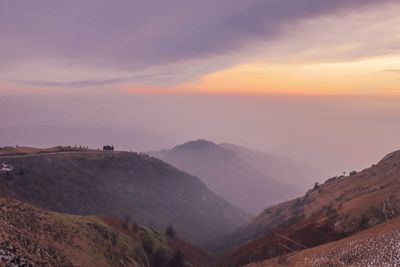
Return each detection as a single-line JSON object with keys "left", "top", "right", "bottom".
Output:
{"left": 308, "top": 229, "right": 400, "bottom": 266}
{"left": 0, "top": 163, "right": 13, "bottom": 172}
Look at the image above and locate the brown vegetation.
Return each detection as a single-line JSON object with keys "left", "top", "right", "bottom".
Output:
{"left": 218, "top": 150, "right": 400, "bottom": 266}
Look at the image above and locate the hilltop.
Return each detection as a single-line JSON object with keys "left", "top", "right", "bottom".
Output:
{"left": 0, "top": 147, "right": 247, "bottom": 247}
{"left": 0, "top": 125, "right": 173, "bottom": 152}
{"left": 0, "top": 145, "right": 97, "bottom": 156}
{"left": 218, "top": 149, "right": 400, "bottom": 266}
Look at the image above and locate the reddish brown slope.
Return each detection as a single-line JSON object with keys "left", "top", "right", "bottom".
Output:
{"left": 0, "top": 196, "right": 211, "bottom": 267}
{"left": 219, "top": 150, "right": 400, "bottom": 266}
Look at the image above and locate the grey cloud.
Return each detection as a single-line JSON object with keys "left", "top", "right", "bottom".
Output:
{"left": 0, "top": 0, "right": 392, "bottom": 70}
{"left": 382, "top": 69, "right": 400, "bottom": 73}
{"left": 14, "top": 72, "right": 174, "bottom": 88}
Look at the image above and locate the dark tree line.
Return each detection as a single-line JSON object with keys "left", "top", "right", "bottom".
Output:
{"left": 103, "top": 145, "right": 114, "bottom": 151}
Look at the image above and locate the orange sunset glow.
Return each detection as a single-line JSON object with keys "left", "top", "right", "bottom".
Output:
{"left": 178, "top": 55, "right": 400, "bottom": 95}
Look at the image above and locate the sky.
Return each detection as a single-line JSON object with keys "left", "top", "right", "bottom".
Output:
{"left": 1, "top": 1, "right": 400, "bottom": 175}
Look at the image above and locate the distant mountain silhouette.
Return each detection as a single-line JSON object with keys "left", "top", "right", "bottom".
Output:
{"left": 151, "top": 140, "right": 314, "bottom": 214}
{"left": 220, "top": 143, "right": 324, "bottom": 192}
{"left": 173, "top": 140, "right": 218, "bottom": 150}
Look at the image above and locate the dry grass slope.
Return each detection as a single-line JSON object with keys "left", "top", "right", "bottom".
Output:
{"left": 247, "top": 217, "right": 400, "bottom": 266}
{"left": 0, "top": 196, "right": 194, "bottom": 267}
{"left": 218, "top": 150, "right": 400, "bottom": 266}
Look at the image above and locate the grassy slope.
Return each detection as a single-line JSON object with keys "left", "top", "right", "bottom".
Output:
{"left": 0, "top": 146, "right": 97, "bottom": 156}
{"left": 0, "top": 149, "right": 247, "bottom": 246}
{"left": 218, "top": 150, "right": 400, "bottom": 266}
{"left": 0, "top": 196, "right": 177, "bottom": 266}
{"left": 0, "top": 196, "right": 216, "bottom": 267}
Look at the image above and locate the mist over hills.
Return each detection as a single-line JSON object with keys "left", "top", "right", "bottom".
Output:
{"left": 0, "top": 125, "right": 174, "bottom": 152}
{"left": 0, "top": 148, "right": 247, "bottom": 246}
{"left": 3, "top": 94, "right": 399, "bottom": 177}
{"left": 220, "top": 143, "right": 324, "bottom": 192}
{"left": 151, "top": 140, "right": 322, "bottom": 215}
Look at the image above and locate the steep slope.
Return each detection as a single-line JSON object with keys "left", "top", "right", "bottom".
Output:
{"left": 150, "top": 140, "right": 297, "bottom": 215}
{"left": 218, "top": 149, "right": 400, "bottom": 266}
{"left": 247, "top": 217, "right": 400, "bottom": 266}
{"left": 0, "top": 196, "right": 201, "bottom": 267}
{"left": 220, "top": 143, "right": 324, "bottom": 192}
{"left": 0, "top": 148, "right": 247, "bottom": 246}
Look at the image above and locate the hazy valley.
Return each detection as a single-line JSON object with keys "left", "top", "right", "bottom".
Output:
{"left": 150, "top": 140, "right": 322, "bottom": 215}
{"left": 0, "top": 143, "right": 399, "bottom": 266}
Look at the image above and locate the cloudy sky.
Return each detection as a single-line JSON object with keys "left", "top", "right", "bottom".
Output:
{"left": 1, "top": 0, "right": 399, "bottom": 94}
{"left": 1, "top": 1, "right": 400, "bottom": 175}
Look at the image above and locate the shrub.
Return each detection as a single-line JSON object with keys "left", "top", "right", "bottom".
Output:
{"left": 313, "top": 182, "right": 320, "bottom": 190}
{"left": 122, "top": 215, "right": 131, "bottom": 230}
{"left": 152, "top": 248, "right": 169, "bottom": 267}
{"left": 165, "top": 225, "right": 176, "bottom": 239}
{"left": 169, "top": 250, "right": 187, "bottom": 267}
{"left": 103, "top": 145, "right": 114, "bottom": 151}
{"left": 141, "top": 235, "right": 154, "bottom": 255}
{"left": 110, "top": 232, "right": 118, "bottom": 247}
{"left": 17, "top": 169, "right": 25, "bottom": 176}
{"left": 132, "top": 222, "right": 139, "bottom": 233}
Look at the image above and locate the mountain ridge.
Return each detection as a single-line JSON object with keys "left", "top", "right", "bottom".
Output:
{"left": 150, "top": 140, "right": 321, "bottom": 215}
{"left": 172, "top": 139, "right": 218, "bottom": 151}
{"left": 219, "top": 143, "right": 324, "bottom": 191}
